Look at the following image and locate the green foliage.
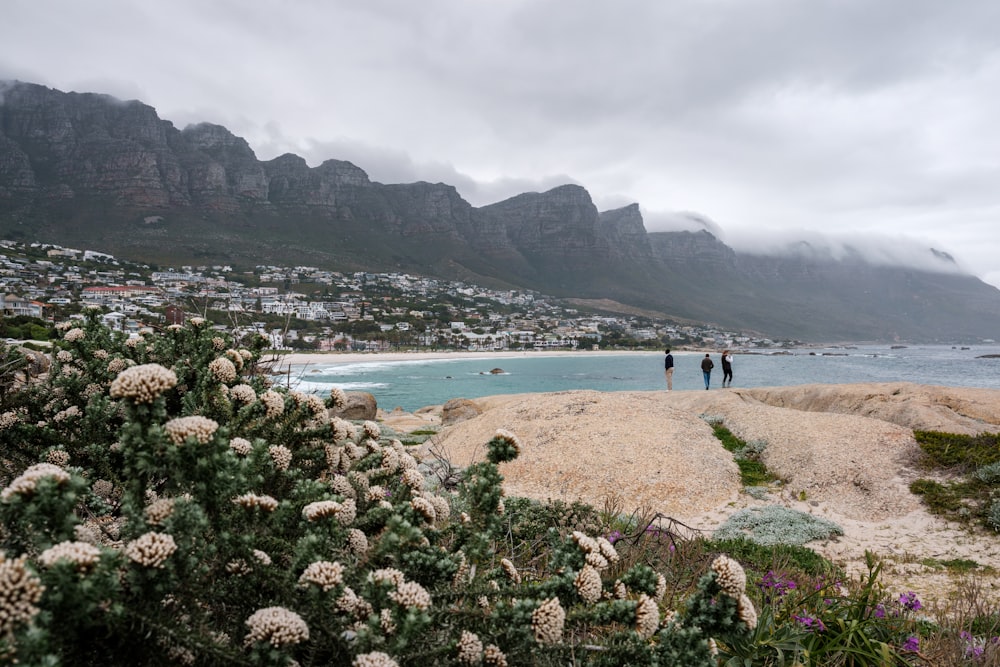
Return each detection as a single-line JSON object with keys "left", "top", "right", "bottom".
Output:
{"left": 708, "top": 421, "right": 779, "bottom": 487}
{"left": 714, "top": 506, "right": 844, "bottom": 546}
{"left": 706, "top": 538, "right": 839, "bottom": 580}
{"left": 914, "top": 429, "right": 1000, "bottom": 470}
{"left": 721, "top": 553, "right": 918, "bottom": 666}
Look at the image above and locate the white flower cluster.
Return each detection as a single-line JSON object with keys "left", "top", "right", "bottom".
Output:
{"left": 224, "top": 348, "right": 244, "bottom": 370}
{"left": 456, "top": 630, "right": 484, "bottom": 665}
{"left": 574, "top": 564, "right": 602, "bottom": 604}
{"left": 380, "top": 607, "right": 396, "bottom": 635}
{"left": 500, "top": 558, "right": 521, "bottom": 584}
{"left": 39, "top": 541, "right": 102, "bottom": 571}
{"left": 635, "top": 593, "right": 660, "bottom": 639}
{"left": 125, "top": 532, "right": 177, "bottom": 568}
{"left": 53, "top": 405, "right": 80, "bottom": 423}
{"left": 63, "top": 327, "right": 85, "bottom": 342}
{"left": 298, "top": 560, "right": 345, "bottom": 591}
{"left": 46, "top": 449, "right": 70, "bottom": 466}
{"left": 260, "top": 390, "right": 285, "bottom": 418}
{"left": 0, "top": 410, "right": 19, "bottom": 430}
{"left": 107, "top": 358, "right": 130, "bottom": 374}
{"left": 232, "top": 493, "right": 279, "bottom": 512}
{"left": 302, "top": 500, "right": 340, "bottom": 521}
{"left": 165, "top": 416, "right": 219, "bottom": 445}
{"left": 410, "top": 497, "right": 436, "bottom": 523}
{"left": 362, "top": 420, "right": 380, "bottom": 441}
{"left": 243, "top": 606, "right": 310, "bottom": 647}
{"left": 328, "top": 387, "right": 348, "bottom": 411}
{"left": 0, "top": 553, "right": 45, "bottom": 633}
{"left": 56, "top": 349, "right": 73, "bottom": 363}
{"left": 268, "top": 445, "right": 292, "bottom": 470}
{"left": 330, "top": 474, "right": 355, "bottom": 498}
{"left": 229, "top": 437, "right": 252, "bottom": 456}
{"left": 109, "top": 363, "right": 178, "bottom": 403}
{"left": 230, "top": 384, "right": 257, "bottom": 404}
{"left": 352, "top": 652, "right": 399, "bottom": 667}
{"left": 710, "top": 555, "right": 747, "bottom": 598}
{"left": 388, "top": 581, "right": 431, "bottom": 610}
{"left": 330, "top": 416, "right": 353, "bottom": 442}
{"left": 400, "top": 468, "right": 424, "bottom": 491}
{"left": 710, "top": 555, "right": 756, "bottom": 630}
{"left": 208, "top": 357, "right": 238, "bottom": 384}
{"left": 570, "top": 531, "right": 619, "bottom": 571}
{"left": 144, "top": 497, "right": 176, "bottom": 525}
{"left": 346, "top": 528, "right": 369, "bottom": 556}
{"left": 531, "top": 597, "right": 565, "bottom": 644}
{"left": 2, "top": 462, "right": 71, "bottom": 501}
{"left": 369, "top": 568, "right": 406, "bottom": 588}
{"left": 483, "top": 644, "right": 508, "bottom": 667}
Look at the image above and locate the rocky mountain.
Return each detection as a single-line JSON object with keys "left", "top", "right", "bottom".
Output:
{"left": 3, "top": 80, "right": 1000, "bottom": 342}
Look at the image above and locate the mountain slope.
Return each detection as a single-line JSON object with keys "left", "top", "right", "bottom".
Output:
{"left": 2, "top": 80, "right": 1000, "bottom": 342}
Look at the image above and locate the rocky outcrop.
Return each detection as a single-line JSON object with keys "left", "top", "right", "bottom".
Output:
{"left": 333, "top": 391, "right": 378, "bottom": 420}
{"left": 441, "top": 398, "right": 482, "bottom": 425}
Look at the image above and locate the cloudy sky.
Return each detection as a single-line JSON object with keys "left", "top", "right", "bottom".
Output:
{"left": 3, "top": 0, "right": 1000, "bottom": 286}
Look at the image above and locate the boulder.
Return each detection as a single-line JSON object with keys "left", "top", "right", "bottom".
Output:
{"left": 441, "top": 398, "right": 482, "bottom": 426}
{"left": 333, "top": 391, "right": 378, "bottom": 420}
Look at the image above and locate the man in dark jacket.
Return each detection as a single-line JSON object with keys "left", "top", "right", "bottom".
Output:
{"left": 701, "top": 353, "right": 714, "bottom": 390}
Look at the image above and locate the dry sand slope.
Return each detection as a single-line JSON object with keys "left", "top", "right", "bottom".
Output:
{"left": 414, "top": 382, "right": 1000, "bottom": 603}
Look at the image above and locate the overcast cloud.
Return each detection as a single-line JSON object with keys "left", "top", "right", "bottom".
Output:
{"left": 3, "top": 0, "right": 1000, "bottom": 286}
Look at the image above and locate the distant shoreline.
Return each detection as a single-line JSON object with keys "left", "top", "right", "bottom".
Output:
{"left": 262, "top": 348, "right": 686, "bottom": 369}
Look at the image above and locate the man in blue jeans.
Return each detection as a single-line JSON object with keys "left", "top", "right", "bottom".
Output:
{"left": 700, "top": 353, "right": 714, "bottom": 390}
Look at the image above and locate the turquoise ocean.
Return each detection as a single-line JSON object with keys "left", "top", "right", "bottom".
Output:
{"left": 287, "top": 345, "right": 1000, "bottom": 413}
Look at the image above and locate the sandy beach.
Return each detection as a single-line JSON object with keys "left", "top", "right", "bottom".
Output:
{"left": 264, "top": 348, "right": 692, "bottom": 368}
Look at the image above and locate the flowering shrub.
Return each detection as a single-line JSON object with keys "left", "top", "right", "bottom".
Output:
{"left": 0, "top": 314, "right": 757, "bottom": 665}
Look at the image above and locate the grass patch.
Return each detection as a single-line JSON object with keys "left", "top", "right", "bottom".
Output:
{"left": 919, "top": 557, "right": 984, "bottom": 573}
{"left": 914, "top": 430, "right": 1000, "bottom": 470}
{"left": 908, "top": 433, "right": 1000, "bottom": 530}
{"left": 709, "top": 422, "right": 779, "bottom": 487}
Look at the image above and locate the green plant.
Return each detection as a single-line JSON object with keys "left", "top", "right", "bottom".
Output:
{"left": 0, "top": 315, "right": 762, "bottom": 666}
{"left": 714, "top": 506, "right": 844, "bottom": 547}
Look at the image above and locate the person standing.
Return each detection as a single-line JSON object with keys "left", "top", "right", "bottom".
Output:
{"left": 701, "top": 353, "right": 714, "bottom": 390}
{"left": 721, "top": 350, "right": 733, "bottom": 387}
{"left": 664, "top": 349, "right": 674, "bottom": 390}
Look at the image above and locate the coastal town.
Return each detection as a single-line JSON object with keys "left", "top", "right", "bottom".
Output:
{"left": 1, "top": 240, "right": 798, "bottom": 352}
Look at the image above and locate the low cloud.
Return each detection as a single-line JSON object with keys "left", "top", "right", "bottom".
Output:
{"left": 723, "top": 227, "right": 963, "bottom": 274}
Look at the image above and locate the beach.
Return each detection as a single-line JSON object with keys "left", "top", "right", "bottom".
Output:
{"left": 264, "top": 348, "right": 687, "bottom": 369}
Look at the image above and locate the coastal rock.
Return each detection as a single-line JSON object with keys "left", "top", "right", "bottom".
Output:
{"left": 333, "top": 391, "right": 377, "bottom": 420}
{"left": 741, "top": 382, "right": 1000, "bottom": 435}
{"left": 441, "top": 398, "right": 482, "bottom": 425}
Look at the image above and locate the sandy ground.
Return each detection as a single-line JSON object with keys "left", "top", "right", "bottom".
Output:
{"left": 382, "top": 383, "right": 1000, "bottom": 606}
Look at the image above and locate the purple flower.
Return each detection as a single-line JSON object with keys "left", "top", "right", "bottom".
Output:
{"left": 898, "top": 591, "right": 922, "bottom": 611}
{"left": 793, "top": 614, "right": 826, "bottom": 633}
{"left": 901, "top": 636, "right": 920, "bottom": 652}
{"left": 873, "top": 604, "right": 886, "bottom": 619}
{"left": 607, "top": 530, "right": 623, "bottom": 544}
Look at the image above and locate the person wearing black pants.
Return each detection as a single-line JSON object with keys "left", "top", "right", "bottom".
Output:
{"left": 721, "top": 350, "right": 733, "bottom": 387}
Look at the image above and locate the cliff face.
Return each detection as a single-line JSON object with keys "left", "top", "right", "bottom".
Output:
{"left": 3, "top": 80, "right": 1000, "bottom": 342}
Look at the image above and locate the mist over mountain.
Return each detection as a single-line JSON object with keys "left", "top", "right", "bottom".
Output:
{"left": 2, "top": 80, "right": 1000, "bottom": 343}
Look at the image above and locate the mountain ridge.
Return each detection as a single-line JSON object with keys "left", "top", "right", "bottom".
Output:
{"left": 2, "top": 79, "right": 999, "bottom": 343}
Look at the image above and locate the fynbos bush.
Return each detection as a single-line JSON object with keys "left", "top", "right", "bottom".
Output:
{"left": 0, "top": 314, "right": 758, "bottom": 665}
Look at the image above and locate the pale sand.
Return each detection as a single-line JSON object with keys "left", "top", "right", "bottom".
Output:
{"left": 399, "top": 383, "right": 1000, "bottom": 604}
